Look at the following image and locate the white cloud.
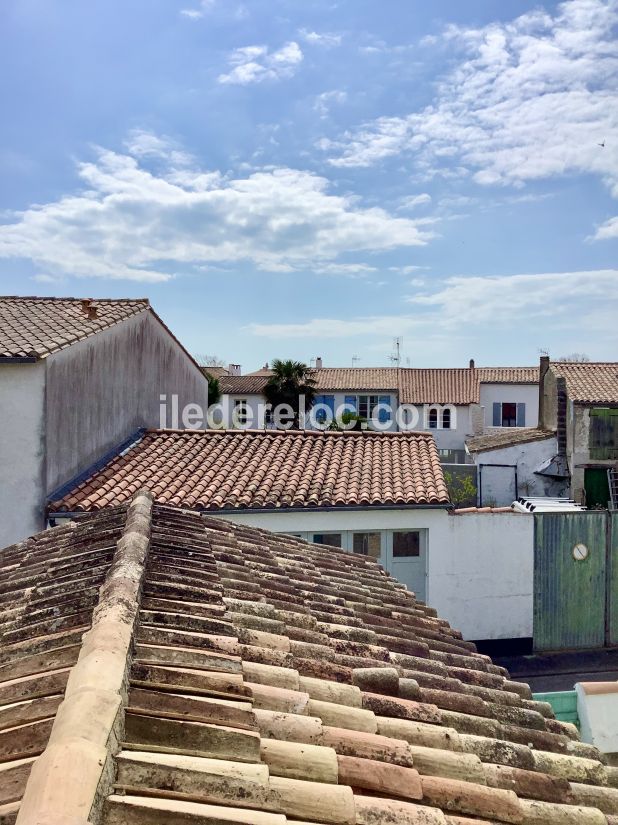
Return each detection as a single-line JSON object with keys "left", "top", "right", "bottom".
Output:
{"left": 325, "top": 0, "right": 618, "bottom": 199}
{"left": 218, "top": 42, "right": 303, "bottom": 85}
{"left": 180, "top": 0, "right": 214, "bottom": 19}
{"left": 398, "top": 193, "right": 432, "bottom": 210}
{"left": 408, "top": 268, "right": 618, "bottom": 325}
{"left": 0, "top": 139, "right": 432, "bottom": 282}
{"left": 299, "top": 29, "right": 342, "bottom": 47}
{"left": 314, "top": 90, "right": 347, "bottom": 118}
{"left": 593, "top": 215, "right": 618, "bottom": 239}
{"left": 311, "top": 263, "right": 377, "bottom": 276}
{"left": 246, "top": 268, "right": 618, "bottom": 344}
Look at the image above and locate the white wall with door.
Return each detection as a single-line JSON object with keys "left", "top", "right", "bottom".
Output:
{"left": 480, "top": 383, "right": 539, "bottom": 430}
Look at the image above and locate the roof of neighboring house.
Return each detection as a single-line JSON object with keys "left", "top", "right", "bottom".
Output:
{"left": 466, "top": 427, "right": 555, "bottom": 454}
{"left": 49, "top": 428, "right": 450, "bottom": 512}
{"left": 219, "top": 374, "right": 272, "bottom": 394}
{"left": 201, "top": 365, "right": 230, "bottom": 379}
{"left": 314, "top": 367, "right": 399, "bottom": 391}
{"left": 549, "top": 361, "right": 618, "bottom": 404}
{"left": 219, "top": 366, "right": 539, "bottom": 403}
{"left": 246, "top": 365, "right": 275, "bottom": 376}
{"left": 398, "top": 367, "right": 539, "bottom": 405}
{"left": 0, "top": 296, "right": 150, "bottom": 359}
{"left": 5, "top": 492, "right": 614, "bottom": 825}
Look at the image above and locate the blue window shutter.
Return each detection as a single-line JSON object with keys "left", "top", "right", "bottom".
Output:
{"left": 492, "top": 402, "right": 501, "bottom": 426}
{"left": 516, "top": 403, "right": 526, "bottom": 427}
{"left": 344, "top": 395, "right": 357, "bottom": 411}
{"left": 325, "top": 395, "right": 335, "bottom": 414}
{"left": 378, "top": 395, "right": 391, "bottom": 422}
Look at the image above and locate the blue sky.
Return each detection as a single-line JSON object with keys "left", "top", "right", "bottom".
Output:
{"left": 0, "top": 0, "right": 617, "bottom": 369}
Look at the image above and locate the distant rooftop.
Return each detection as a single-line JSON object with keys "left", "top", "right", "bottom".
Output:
{"left": 466, "top": 427, "right": 554, "bottom": 454}
{"left": 549, "top": 361, "right": 618, "bottom": 404}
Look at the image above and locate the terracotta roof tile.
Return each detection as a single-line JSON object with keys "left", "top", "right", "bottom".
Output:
{"left": 49, "top": 428, "right": 450, "bottom": 512}
{"left": 4, "top": 497, "right": 616, "bottom": 824}
{"left": 314, "top": 368, "right": 399, "bottom": 391}
{"left": 466, "top": 428, "right": 554, "bottom": 453}
{"left": 398, "top": 367, "right": 539, "bottom": 405}
{"left": 0, "top": 296, "right": 150, "bottom": 359}
{"left": 220, "top": 375, "right": 272, "bottom": 394}
{"left": 550, "top": 361, "right": 618, "bottom": 404}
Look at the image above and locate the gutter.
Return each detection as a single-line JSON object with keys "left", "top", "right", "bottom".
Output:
{"left": 51, "top": 502, "right": 452, "bottom": 523}
{"left": 0, "top": 356, "right": 39, "bottom": 363}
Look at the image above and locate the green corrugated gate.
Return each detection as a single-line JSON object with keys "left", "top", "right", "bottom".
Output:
{"left": 534, "top": 513, "right": 609, "bottom": 651}
{"left": 610, "top": 513, "right": 618, "bottom": 646}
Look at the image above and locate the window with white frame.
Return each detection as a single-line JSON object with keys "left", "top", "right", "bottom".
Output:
{"left": 344, "top": 395, "right": 391, "bottom": 424}
{"left": 442, "top": 407, "right": 452, "bottom": 429}
{"left": 233, "top": 398, "right": 249, "bottom": 426}
{"left": 312, "top": 533, "right": 342, "bottom": 548}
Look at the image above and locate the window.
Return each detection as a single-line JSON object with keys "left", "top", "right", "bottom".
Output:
{"left": 233, "top": 398, "right": 248, "bottom": 426}
{"left": 313, "top": 395, "right": 335, "bottom": 425}
{"left": 345, "top": 395, "right": 391, "bottom": 424}
{"left": 393, "top": 531, "right": 421, "bottom": 557}
{"left": 492, "top": 402, "right": 525, "bottom": 428}
{"left": 312, "top": 533, "right": 342, "bottom": 548}
{"left": 428, "top": 408, "right": 438, "bottom": 429}
{"left": 353, "top": 532, "right": 381, "bottom": 559}
{"left": 442, "top": 408, "right": 451, "bottom": 429}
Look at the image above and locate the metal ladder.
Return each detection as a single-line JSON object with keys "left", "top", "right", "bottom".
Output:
{"left": 609, "top": 467, "right": 618, "bottom": 509}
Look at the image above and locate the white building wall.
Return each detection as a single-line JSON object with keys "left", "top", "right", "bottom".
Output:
{"left": 473, "top": 436, "right": 566, "bottom": 506}
{"left": 0, "top": 362, "right": 47, "bottom": 547}
{"left": 214, "top": 507, "right": 534, "bottom": 641}
{"left": 479, "top": 383, "right": 539, "bottom": 430}
{"left": 433, "top": 513, "right": 534, "bottom": 641}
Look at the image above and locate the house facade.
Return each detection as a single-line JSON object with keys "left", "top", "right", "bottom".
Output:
{"left": 218, "top": 362, "right": 539, "bottom": 462}
{"left": 0, "top": 296, "right": 209, "bottom": 547}
{"left": 539, "top": 357, "right": 618, "bottom": 506}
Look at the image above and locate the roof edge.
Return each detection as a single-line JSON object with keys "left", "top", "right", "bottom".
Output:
{"left": 16, "top": 491, "right": 153, "bottom": 825}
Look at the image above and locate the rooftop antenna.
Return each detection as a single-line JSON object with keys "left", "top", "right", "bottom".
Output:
{"left": 309, "top": 357, "right": 316, "bottom": 368}
{"left": 352, "top": 355, "right": 361, "bottom": 367}
{"left": 389, "top": 337, "right": 402, "bottom": 366}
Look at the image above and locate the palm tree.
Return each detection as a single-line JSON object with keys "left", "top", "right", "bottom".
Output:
{"left": 264, "top": 359, "right": 317, "bottom": 429}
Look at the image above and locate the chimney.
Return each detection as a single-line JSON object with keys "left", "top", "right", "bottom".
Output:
{"left": 87, "top": 303, "right": 98, "bottom": 320}
{"left": 469, "top": 358, "right": 475, "bottom": 370}
{"left": 80, "top": 298, "right": 92, "bottom": 314}
{"left": 315, "top": 357, "right": 323, "bottom": 369}
{"left": 228, "top": 364, "right": 241, "bottom": 376}
{"left": 538, "top": 355, "right": 550, "bottom": 430}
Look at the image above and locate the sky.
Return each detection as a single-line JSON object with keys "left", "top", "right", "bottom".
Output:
{"left": 0, "top": 0, "right": 617, "bottom": 370}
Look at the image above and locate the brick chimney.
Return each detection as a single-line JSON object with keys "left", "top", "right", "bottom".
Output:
{"left": 87, "top": 303, "right": 98, "bottom": 320}
{"left": 80, "top": 298, "right": 92, "bottom": 314}
{"left": 538, "top": 355, "right": 550, "bottom": 429}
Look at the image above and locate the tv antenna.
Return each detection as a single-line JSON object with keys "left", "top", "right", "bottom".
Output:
{"left": 389, "top": 337, "right": 403, "bottom": 366}
{"left": 352, "top": 355, "right": 361, "bottom": 367}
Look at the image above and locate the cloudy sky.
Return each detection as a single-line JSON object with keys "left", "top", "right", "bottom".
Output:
{"left": 1, "top": 0, "right": 617, "bottom": 368}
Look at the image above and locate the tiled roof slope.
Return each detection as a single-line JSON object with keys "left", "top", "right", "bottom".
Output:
{"left": 220, "top": 375, "right": 272, "bottom": 394}
{"left": 49, "top": 428, "right": 450, "bottom": 513}
{"left": 314, "top": 368, "right": 400, "bottom": 391}
{"left": 0, "top": 505, "right": 129, "bottom": 819}
{"left": 0, "top": 296, "right": 149, "bottom": 359}
{"left": 6, "top": 495, "right": 618, "bottom": 825}
{"left": 398, "top": 367, "right": 539, "bottom": 405}
{"left": 201, "top": 366, "right": 230, "bottom": 379}
{"left": 550, "top": 362, "right": 618, "bottom": 404}
{"left": 466, "top": 428, "right": 555, "bottom": 454}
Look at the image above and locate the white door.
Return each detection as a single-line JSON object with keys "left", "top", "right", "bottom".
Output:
{"left": 386, "top": 530, "right": 428, "bottom": 602}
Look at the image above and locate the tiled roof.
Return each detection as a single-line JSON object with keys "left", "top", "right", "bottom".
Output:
{"left": 5, "top": 493, "right": 617, "bottom": 825}
{"left": 398, "top": 367, "right": 539, "bottom": 405}
{"left": 49, "top": 428, "right": 450, "bottom": 512}
{"left": 550, "top": 362, "right": 618, "bottom": 404}
{"left": 314, "top": 368, "right": 399, "bottom": 391}
{"left": 0, "top": 296, "right": 150, "bottom": 359}
{"left": 202, "top": 366, "right": 230, "bottom": 379}
{"left": 220, "top": 375, "right": 272, "bottom": 394}
{"left": 466, "top": 428, "right": 555, "bottom": 454}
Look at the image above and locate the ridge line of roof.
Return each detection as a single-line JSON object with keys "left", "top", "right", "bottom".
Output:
{"left": 144, "top": 427, "right": 437, "bottom": 438}
{"left": 0, "top": 295, "right": 150, "bottom": 303}
{"left": 16, "top": 491, "right": 154, "bottom": 824}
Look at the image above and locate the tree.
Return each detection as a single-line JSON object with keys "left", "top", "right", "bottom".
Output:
{"left": 205, "top": 375, "right": 221, "bottom": 405}
{"left": 195, "top": 354, "right": 226, "bottom": 367}
{"left": 557, "top": 353, "right": 590, "bottom": 362}
{"left": 264, "top": 359, "right": 317, "bottom": 429}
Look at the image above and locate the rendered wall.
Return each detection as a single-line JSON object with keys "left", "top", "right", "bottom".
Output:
{"left": 45, "top": 311, "right": 209, "bottom": 493}
{"left": 0, "top": 362, "right": 46, "bottom": 546}
{"left": 479, "top": 383, "right": 540, "bottom": 429}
